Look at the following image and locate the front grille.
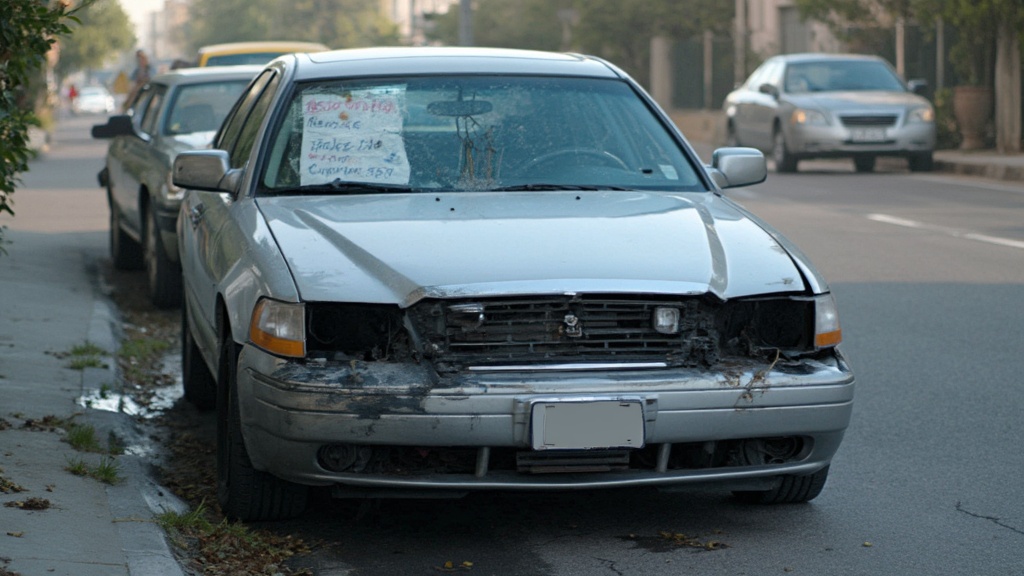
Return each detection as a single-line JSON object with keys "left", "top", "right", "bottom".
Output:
{"left": 839, "top": 114, "right": 897, "bottom": 127}
{"left": 407, "top": 296, "right": 721, "bottom": 371}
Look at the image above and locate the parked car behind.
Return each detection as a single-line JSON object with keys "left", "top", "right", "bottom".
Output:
{"left": 196, "top": 40, "right": 330, "bottom": 67}
{"left": 174, "top": 47, "right": 855, "bottom": 521}
{"left": 92, "top": 65, "right": 262, "bottom": 307}
{"left": 73, "top": 85, "right": 115, "bottom": 115}
{"left": 723, "top": 53, "right": 936, "bottom": 173}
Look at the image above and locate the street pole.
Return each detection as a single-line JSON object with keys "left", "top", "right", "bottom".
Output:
{"left": 459, "top": 0, "right": 473, "bottom": 47}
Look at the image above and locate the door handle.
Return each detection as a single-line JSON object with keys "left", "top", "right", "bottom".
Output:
{"left": 189, "top": 204, "right": 204, "bottom": 228}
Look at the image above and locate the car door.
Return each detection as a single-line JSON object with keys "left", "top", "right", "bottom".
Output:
{"left": 730, "top": 63, "right": 768, "bottom": 147}
{"left": 106, "top": 86, "right": 154, "bottom": 232}
{"left": 115, "top": 84, "right": 167, "bottom": 239}
{"left": 181, "top": 70, "right": 280, "bottom": 356}
{"left": 743, "top": 60, "right": 784, "bottom": 151}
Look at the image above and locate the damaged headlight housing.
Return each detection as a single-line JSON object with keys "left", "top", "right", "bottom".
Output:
{"left": 249, "top": 298, "right": 306, "bottom": 358}
{"left": 813, "top": 293, "right": 842, "bottom": 348}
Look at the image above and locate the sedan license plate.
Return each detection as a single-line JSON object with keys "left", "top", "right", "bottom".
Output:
{"left": 531, "top": 400, "right": 644, "bottom": 450}
{"left": 849, "top": 128, "right": 887, "bottom": 142}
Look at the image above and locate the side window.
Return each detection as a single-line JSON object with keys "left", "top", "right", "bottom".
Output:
{"left": 763, "top": 61, "right": 784, "bottom": 89}
{"left": 215, "top": 71, "right": 275, "bottom": 153}
{"left": 139, "top": 86, "right": 166, "bottom": 136}
{"left": 229, "top": 73, "right": 280, "bottom": 168}
{"left": 128, "top": 86, "right": 153, "bottom": 120}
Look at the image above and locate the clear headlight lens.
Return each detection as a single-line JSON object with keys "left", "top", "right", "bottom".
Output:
{"left": 791, "top": 108, "right": 829, "bottom": 126}
{"left": 907, "top": 106, "right": 935, "bottom": 123}
{"left": 249, "top": 298, "right": 306, "bottom": 357}
{"left": 813, "top": 293, "right": 842, "bottom": 348}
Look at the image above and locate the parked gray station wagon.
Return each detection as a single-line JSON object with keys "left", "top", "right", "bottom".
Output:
{"left": 92, "top": 65, "right": 261, "bottom": 307}
{"left": 173, "top": 47, "right": 855, "bottom": 521}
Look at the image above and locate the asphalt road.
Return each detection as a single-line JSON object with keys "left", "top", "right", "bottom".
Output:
{"left": 27, "top": 117, "right": 1024, "bottom": 575}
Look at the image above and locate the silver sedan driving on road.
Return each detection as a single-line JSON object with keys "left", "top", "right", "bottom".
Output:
{"left": 724, "top": 53, "right": 936, "bottom": 173}
{"left": 174, "top": 47, "right": 855, "bottom": 521}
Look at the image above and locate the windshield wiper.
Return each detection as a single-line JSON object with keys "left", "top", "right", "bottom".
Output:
{"left": 486, "top": 183, "right": 631, "bottom": 192}
{"left": 286, "top": 179, "right": 413, "bottom": 195}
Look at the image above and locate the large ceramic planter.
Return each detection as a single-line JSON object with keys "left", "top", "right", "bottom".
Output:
{"left": 952, "top": 85, "right": 993, "bottom": 150}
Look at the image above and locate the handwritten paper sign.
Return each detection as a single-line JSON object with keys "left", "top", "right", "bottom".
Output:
{"left": 300, "top": 87, "right": 410, "bottom": 186}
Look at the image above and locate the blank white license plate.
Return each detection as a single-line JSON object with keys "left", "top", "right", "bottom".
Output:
{"left": 850, "top": 128, "right": 887, "bottom": 142}
{"left": 531, "top": 400, "right": 644, "bottom": 450}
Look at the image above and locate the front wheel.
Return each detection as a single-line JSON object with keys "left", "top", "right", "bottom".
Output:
{"left": 772, "top": 129, "right": 798, "bottom": 173}
{"left": 853, "top": 156, "right": 876, "bottom": 173}
{"left": 908, "top": 152, "right": 934, "bottom": 172}
{"left": 216, "top": 337, "right": 308, "bottom": 521}
{"left": 733, "top": 465, "right": 830, "bottom": 504}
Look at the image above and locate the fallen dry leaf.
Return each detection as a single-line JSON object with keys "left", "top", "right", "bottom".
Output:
{"left": 4, "top": 497, "right": 51, "bottom": 510}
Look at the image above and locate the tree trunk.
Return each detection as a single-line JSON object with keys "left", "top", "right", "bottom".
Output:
{"left": 995, "top": 21, "right": 1021, "bottom": 153}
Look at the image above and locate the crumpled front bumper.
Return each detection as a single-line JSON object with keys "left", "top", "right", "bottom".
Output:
{"left": 236, "top": 344, "right": 855, "bottom": 492}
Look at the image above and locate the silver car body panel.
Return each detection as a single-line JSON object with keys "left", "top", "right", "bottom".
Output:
{"left": 256, "top": 190, "right": 805, "bottom": 306}
{"left": 236, "top": 344, "right": 853, "bottom": 488}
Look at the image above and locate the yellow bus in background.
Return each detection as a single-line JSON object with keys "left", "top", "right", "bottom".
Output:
{"left": 196, "top": 41, "right": 330, "bottom": 67}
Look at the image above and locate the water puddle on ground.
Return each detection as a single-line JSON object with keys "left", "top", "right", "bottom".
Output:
{"left": 77, "top": 352, "right": 183, "bottom": 419}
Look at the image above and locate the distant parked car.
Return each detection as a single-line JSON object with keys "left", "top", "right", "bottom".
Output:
{"left": 174, "top": 47, "right": 854, "bottom": 522}
{"left": 92, "top": 65, "right": 261, "bottom": 307}
{"left": 73, "top": 86, "right": 115, "bottom": 115}
{"left": 723, "top": 53, "right": 936, "bottom": 173}
{"left": 196, "top": 40, "right": 329, "bottom": 67}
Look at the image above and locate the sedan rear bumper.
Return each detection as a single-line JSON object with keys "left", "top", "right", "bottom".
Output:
{"left": 236, "top": 345, "right": 855, "bottom": 491}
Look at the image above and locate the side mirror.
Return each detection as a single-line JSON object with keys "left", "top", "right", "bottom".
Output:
{"left": 758, "top": 83, "right": 780, "bottom": 99}
{"left": 907, "top": 79, "right": 929, "bottom": 96}
{"left": 173, "top": 150, "right": 241, "bottom": 194}
{"left": 707, "top": 147, "right": 767, "bottom": 189}
{"left": 91, "top": 115, "right": 135, "bottom": 139}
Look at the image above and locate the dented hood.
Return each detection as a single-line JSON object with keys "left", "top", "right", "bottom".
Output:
{"left": 256, "top": 191, "right": 805, "bottom": 306}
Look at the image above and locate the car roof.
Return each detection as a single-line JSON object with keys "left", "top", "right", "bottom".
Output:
{"left": 285, "top": 47, "right": 625, "bottom": 81}
{"left": 149, "top": 65, "right": 265, "bottom": 87}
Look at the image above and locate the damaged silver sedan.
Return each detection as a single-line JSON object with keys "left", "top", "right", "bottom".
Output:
{"left": 174, "top": 47, "right": 854, "bottom": 521}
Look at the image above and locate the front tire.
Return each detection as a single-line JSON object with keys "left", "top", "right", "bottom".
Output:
{"left": 908, "top": 152, "right": 934, "bottom": 172}
{"left": 733, "top": 466, "right": 830, "bottom": 504}
{"left": 772, "top": 128, "right": 798, "bottom": 173}
{"left": 216, "top": 335, "right": 308, "bottom": 521}
{"left": 854, "top": 156, "right": 876, "bottom": 173}
{"left": 144, "top": 205, "right": 182, "bottom": 308}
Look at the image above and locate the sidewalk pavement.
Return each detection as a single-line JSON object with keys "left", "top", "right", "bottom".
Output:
{"left": 1, "top": 115, "right": 187, "bottom": 576}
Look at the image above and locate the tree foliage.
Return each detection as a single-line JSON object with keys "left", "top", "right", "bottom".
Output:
{"left": 186, "top": 0, "right": 400, "bottom": 53}
{"left": 0, "top": 0, "right": 83, "bottom": 252}
{"left": 54, "top": 0, "right": 134, "bottom": 77}
{"left": 427, "top": 0, "right": 733, "bottom": 86}
{"left": 794, "top": 0, "right": 1024, "bottom": 86}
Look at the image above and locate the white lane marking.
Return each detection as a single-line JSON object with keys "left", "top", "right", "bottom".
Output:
{"left": 867, "top": 213, "right": 1024, "bottom": 250}
{"left": 911, "top": 174, "right": 1024, "bottom": 195}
